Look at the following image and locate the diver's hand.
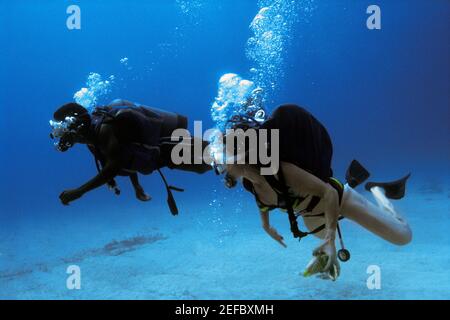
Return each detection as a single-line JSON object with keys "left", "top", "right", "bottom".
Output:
{"left": 59, "top": 189, "right": 83, "bottom": 205}
{"left": 313, "top": 239, "right": 338, "bottom": 273}
{"left": 303, "top": 239, "right": 340, "bottom": 281}
{"left": 263, "top": 225, "right": 287, "bottom": 248}
{"left": 135, "top": 188, "right": 152, "bottom": 202}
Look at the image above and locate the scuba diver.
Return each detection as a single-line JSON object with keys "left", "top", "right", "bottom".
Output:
{"left": 50, "top": 99, "right": 210, "bottom": 215}
{"left": 212, "top": 104, "right": 412, "bottom": 280}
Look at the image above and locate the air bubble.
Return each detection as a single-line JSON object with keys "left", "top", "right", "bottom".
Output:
{"left": 73, "top": 72, "right": 114, "bottom": 111}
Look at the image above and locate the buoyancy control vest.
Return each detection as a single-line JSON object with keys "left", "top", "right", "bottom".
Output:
{"left": 88, "top": 103, "right": 188, "bottom": 175}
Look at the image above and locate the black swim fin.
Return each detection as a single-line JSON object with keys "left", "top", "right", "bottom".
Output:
{"left": 345, "top": 160, "right": 370, "bottom": 188}
{"left": 365, "top": 173, "right": 411, "bottom": 200}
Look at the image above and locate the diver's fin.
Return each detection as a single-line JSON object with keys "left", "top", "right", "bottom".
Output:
{"left": 166, "top": 189, "right": 179, "bottom": 216}
{"left": 365, "top": 173, "right": 411, "bottom": 200}
{"left": 345, "top": 159, "right": 370, "bottom": 188}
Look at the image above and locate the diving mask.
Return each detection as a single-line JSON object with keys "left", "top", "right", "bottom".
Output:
{"left": 211, "top": 148, "right": 227, "bottom": 175}
{"left": 212, "top": 162, "right": 237, "bottom": 189}
{"left": 210, "top": 143, "right": 241, "bottom": 189}
{"left": 49, "top": 116, "right": 78, "bottom": 152}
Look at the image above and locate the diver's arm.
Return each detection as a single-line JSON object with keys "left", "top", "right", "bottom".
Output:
{"left": 260, "top": 210, "right": 270, "bottom": 229}
{"left": 78, "top": 161, "right": 121, "bottom": 195}
{"left": 77, "top": 125, "right": 122, "bottom": 195}
{"left": 59, "top": 157, "right": 121, "bottom": 205}
{"left": 60, "top": 125, "right": 122, "bottom": 205}
{"left": 282, "top": 162, "right": 339, "bottom": 241}
{"left": 260, "top": 210, "right": 287, "bottom": 248}
{"left": 59, "top": 125, "right": 123, "bottom": 205}
{"left": 282, "top": 161, "right": 341, "bottom": 276}
{"left": 282, "top": 162, "right": 339, "bottom": 271}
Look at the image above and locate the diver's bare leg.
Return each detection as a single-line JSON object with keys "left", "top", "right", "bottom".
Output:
{"left": 340, "top": 185, "right": 412, "bottom": 245}
{"left": 130, "top": 173, "right": 151, "bottom": 201}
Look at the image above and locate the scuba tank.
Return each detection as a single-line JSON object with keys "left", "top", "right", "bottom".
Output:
{"left": 91, "top": 100, "right": 188, "bottom": 142}
{"left": 134, "top": 104, "right": 188, "bottom": 138}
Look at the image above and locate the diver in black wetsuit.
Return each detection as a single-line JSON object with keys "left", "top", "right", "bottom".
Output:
{"left": 50, "top": 99, "right": 210, "bottom": 213}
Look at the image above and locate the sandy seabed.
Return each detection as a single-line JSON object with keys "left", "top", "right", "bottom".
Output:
{"left": 0, "top": 179, "right": 449, "bottom": 300}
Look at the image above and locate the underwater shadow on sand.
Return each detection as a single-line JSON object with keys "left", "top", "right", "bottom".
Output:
{"left": 0, "top": 233, "right": 167, "bottom": 282}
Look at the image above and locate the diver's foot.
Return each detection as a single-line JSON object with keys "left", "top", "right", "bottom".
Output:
{"left": 136, "top": 191, "right": 152, "bottom": 202}
{"left": 365, "top": 173, "right": 411, "bottom": 200}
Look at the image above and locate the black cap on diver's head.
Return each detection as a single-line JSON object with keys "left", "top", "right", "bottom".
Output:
{"left": 54, "top": 102, "right": 88, "bottom": 121}
{"left": 54, "top": 102, "right": 92, "bottom": 134}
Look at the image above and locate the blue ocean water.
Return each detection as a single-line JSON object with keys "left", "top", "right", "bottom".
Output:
{"left": 0, "top": 0, "right": 449, "bottom": 299}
